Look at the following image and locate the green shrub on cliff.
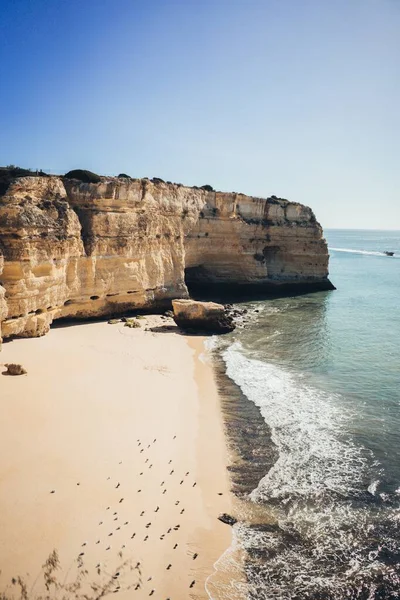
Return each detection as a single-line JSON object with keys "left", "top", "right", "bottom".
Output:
{"left": 64, "top": 169, "right": 101, "bottom": 184}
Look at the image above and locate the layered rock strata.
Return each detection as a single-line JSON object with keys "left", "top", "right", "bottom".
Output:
{"left": 0, "top": 175, "right": 333, "bottom": 342}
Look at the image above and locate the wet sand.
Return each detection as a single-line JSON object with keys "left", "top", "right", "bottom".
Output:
{"left": 0, "top": 315, "right": 233, "bottom": 599}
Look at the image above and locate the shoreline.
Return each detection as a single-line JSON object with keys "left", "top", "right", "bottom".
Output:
{"left": 0, "top": 315, "right": 234, "bottom": 599}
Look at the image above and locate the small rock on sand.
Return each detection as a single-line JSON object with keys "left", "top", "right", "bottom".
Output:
{"left": 4, "top": 363, "right": 27, "bottom": 376}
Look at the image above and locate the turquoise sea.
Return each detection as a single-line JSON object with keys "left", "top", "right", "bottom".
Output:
{"left": 219, "top": 230, "right": 400, "bottom": 599}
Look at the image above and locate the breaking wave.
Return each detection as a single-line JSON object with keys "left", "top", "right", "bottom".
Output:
{"left": 222, "top": 343, "right": 400, "bottom": 599}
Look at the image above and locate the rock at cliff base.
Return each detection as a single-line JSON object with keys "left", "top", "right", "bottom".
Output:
{"left": 124, "top": 319, "right": 140, "bottom": 328}
{"left": 218, "top": 513, "right": 237, "bottom": 526}
{"left": 4, "top": 363, "right": 27, "bottom": 376}
{"left": 172, "top": 299, "right": 235, "bottom": 334}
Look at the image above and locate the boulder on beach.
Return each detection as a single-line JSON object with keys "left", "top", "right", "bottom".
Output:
{"left": 172, "top": 299, "right": 235, "bottom": 334}
{"left": 4, "top": 363, "right": 27, "bottom": 376}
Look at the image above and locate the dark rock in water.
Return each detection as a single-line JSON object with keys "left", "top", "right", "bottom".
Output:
{"left": 172, "top": 299, "right": 235, "bottom": 334}
{"left": 218, "top": 513, "right": 237, "bottom": 526}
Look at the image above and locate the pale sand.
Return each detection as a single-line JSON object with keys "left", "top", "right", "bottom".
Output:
{"left": 0, "top": 316, "right": 234, "bottom": 599}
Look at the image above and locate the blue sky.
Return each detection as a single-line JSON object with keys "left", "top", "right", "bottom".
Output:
{"left": 1, "top": 0, "right": 399, "bottom": 228}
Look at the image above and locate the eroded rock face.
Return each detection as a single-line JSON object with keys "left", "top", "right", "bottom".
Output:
{"left": 185, "top": 193, "right": 332, "bottom": 295}
{"left": 172, "top": 299, "right": 235, "bottom": 334}
{"left": 0, "top": 253, "right": 7, "bottom": 343}
{"left": 0, "top": 176, "right": 333, "bottom": 343}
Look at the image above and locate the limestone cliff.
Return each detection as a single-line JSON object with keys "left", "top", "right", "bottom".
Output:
{"left": 0, "top": 175, "right": 333, "bottom": 341}
{"left": 0, "top": 254, "right": 7, "bottom": 343}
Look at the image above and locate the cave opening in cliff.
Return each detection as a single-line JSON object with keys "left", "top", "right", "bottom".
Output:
{"left": 184, "top": 265, "right": 244, "bottom": 302}
{"left": 184, "top": 266, "right": 213, "bottom": 300}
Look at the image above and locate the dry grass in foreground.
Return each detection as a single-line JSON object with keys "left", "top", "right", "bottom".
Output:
{"left": 0, "top": 550, "right": 140, "bottom": 600}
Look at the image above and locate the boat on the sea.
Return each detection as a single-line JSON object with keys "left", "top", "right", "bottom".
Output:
{"left": 384, "top": 251, "right": 395, "bottom": 256}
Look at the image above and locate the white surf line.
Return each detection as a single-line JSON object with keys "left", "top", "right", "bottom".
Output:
{"left": 204, "top": 526, "right": 244, "bottom": 600}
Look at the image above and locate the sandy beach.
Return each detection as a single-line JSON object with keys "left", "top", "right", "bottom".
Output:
{"left": 0, "top": 315, "right": 233, "bottom": 599}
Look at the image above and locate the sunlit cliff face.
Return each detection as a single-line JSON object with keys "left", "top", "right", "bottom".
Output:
{"left": 0, "top": 176, "right": 332, "bottom": 342}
